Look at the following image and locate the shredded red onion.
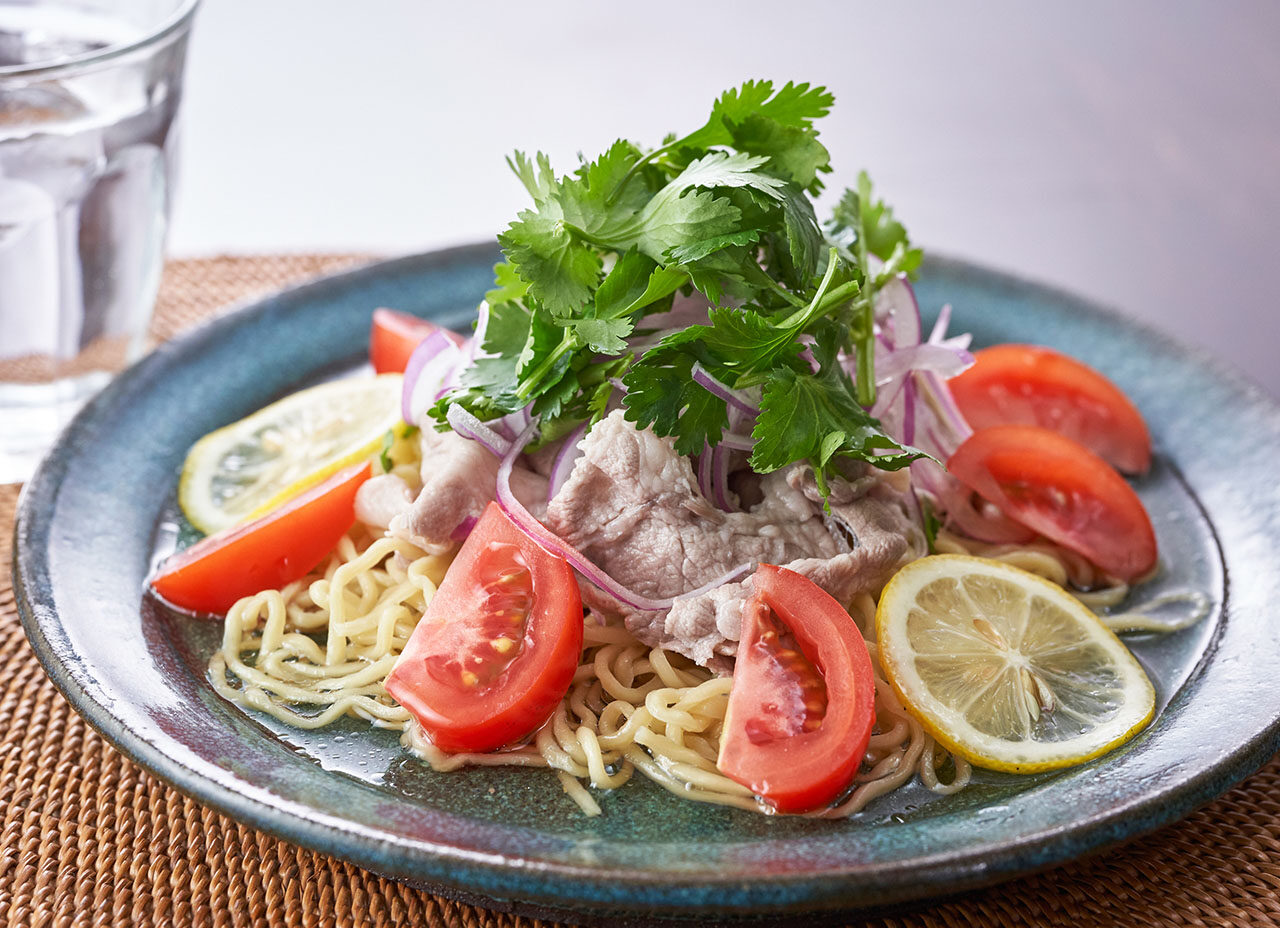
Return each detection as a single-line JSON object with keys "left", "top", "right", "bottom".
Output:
{"left": 711, "top": 443, "right": 736, "bottom": 511}
{"left": 496, "top": 424, "right": 750, "bottom": 611}
{"left": 917, "top": 371, "right": 973, "bottom": 451}
{"left": 912, "top": 459, "right": 1034, "bottom": 545}
{"left": 718, "top": 431, "right": 755, "bottom": 452}
{"left": 469, "top": 302, "right": 491, "bottom": 358}
{"left": 450, "top": 514, "right": 478, "bottom": 541}
{"left": 877, "top": 343, "right": 974, "bottom": 383}
{"left": 928, "top": 303, "right": 952, "bottom": 344}
{"left": 902, "top": 377, "right": 918, "bottom": 446}
{"left": 697, "top": 443, "right": 715, "bottom": 502}
{"left": 691, "top": 362, "right": 758, "bottom": 417}
{"left": 445, "top": 403, "right": 512, "bottom": 458}
{"left": 402, "top": 332, "right": 463, "bottom": 424}
{"left": 940, "top": 482, "right": 1036, "bottom": 545}
{"left": 875, "top": 274, "right": 921, "bottom": 348}
{"left": 547, "top": 422, "right": 587, "bottom": 502}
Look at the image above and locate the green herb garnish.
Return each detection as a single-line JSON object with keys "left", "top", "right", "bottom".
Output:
{"left": 433, "top": 80, "right": 927, "bottom": 495}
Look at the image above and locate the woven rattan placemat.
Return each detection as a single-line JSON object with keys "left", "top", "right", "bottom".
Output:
{"left": 3, "top": 255, "right": 1279, "bottom": 928}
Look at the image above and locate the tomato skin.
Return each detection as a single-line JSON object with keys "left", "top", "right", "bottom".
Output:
{"left": 948, "top": 425, "right": 1157, "bottom": 582}
{"left": 385, "top": 502, "right": 583, "bottom": 753}
{"left": 718, "top": 564, "right": 876, "bottom": 813}
{"left": 369, "top": 308, "right": 465, "bottom": 375}
{"left": 949, "top": 344, "right": 1151, "bottom": 474}
{"left": 151, "top": 462, "right": 371, "bottom": 615}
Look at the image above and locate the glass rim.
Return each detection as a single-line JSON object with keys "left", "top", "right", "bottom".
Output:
{"left": 0, "top": 0, "right": 201, "bottom": 79}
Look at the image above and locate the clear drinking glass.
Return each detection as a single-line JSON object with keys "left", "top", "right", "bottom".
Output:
{"left": 0, "top": 0, "right": 198, "bottom": 483}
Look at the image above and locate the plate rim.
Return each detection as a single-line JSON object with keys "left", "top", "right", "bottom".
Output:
{"left": 13, "top": 243, "right": 1280, "bottom": 921}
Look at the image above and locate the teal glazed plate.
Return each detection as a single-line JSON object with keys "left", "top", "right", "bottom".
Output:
{"left": 14, "top": 245, "right": 1280, "bottom": 925}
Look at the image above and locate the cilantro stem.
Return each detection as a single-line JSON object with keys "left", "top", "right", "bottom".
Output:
{"left": 758, "top": 272, "right": 808, "bottom": 309}
{"left": 778, "top": 248, "right": 842, "bottom": 331}
{"left": 813, "top": 279, "right": 861, "bottom": 316}
{"left": 516, "top": 330, "right": 576, "bottom": 401}
{"left": 605, "top": 141, "right": 679, "bottom": 206}
{"left": 852, "top": 172, "right": 878, "bottom": 407}
{"left": 855, "top": 332, "right": 877, "bottom": 406}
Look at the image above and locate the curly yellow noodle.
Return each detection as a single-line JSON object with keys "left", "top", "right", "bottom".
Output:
{"left": 211, "top": 516, "right": 1200, "bottom": 818}
{"left": 211, "top": 529, "right": 977, "bottom": 817}
{"left": 209, "top": 527, "right": 448, "bottom": 731}
{"left": 934, "top": 527, "right": 1210, "bottom": 633}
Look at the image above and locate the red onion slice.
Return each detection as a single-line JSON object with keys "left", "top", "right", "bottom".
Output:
{"left": 402, "top": 331, "right": 463, "bottom": 424}
{"left": 711, "top": 443, "right": 737, "bottom": 511}
{"left": 497, "top": 424, "right": 750, "bottom": 612}
{"left": 928, "top": 303, "right": 952, "bottom": 345}
{"left": 697, "top": 443, "right": 715, "bottom": 503}
{"left": 445, "top": 403, "right": 512, "bottom": 458}
{"left": 691, "top": 362, "right": 759, "bottom": 417}
{"left": 941, "top": 483, "right": 1037, "bottom": 545}
{"left": 876, "top": 343, "right": 974, "bottom": 383}
{"left": 910, "top": 461, "right": 1035, "bottom": 545}
{"left": 875, "top": 274, "right": 922, "bottom": 349}
{"left": 901, "top": 377, "right": 918, "bottom": 446}
{"left": 450, "top": 514, "right": 478, "bottom": 541}
{"left": 547, "top": 422, "right": 587, "bottom": 502}
{"left": 916, "top": 371, "right": 973, "bottom": 451}
{"left": 718, "top": 431, "right": 755, "bottom": 452}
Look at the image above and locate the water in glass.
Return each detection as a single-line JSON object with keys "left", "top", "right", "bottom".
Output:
{"left": 0, "top": 1, "right": 193, "bottom": 482}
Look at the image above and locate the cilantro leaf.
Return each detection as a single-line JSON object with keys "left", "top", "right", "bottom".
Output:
{"left": 621, "top": 353, "right": 728, "bottom": 456}
{"left": 749, "top": 354, "right": 926, "bottom": 480}
{"left": 485, "top": 260, "right": 530, "bottom": 305}
{"left": 498, "top": 209, "right": 601, "bottom": 315}
{"left": 627, "top": 188, "right": 746, "bottom": 263}
{"left": 460, "top": 301, "right": 529, "bottom": 392}
{"left": 679, "top": 80, "right": 835, "bottom": 151}
{"left": 773, "top": 183, "right": 823, "bottom": 284}
{"left": 726, "top": 114, "right": 832, "bottom": 194}
{"left": 444, "top": 81, "right": 927, "bottom": 504}
{"left": 507, "top": 150, "right": 557, "bottom": 203}
{"left": 592, "top": 249, "right": 685, "bottom": 320}
{"left": 559, "top": 316, "right": 632, "bottom": 354}
{"left": 662, "top": 151, "right": 787, "bottom": 201}
{"left": 829, "top": 172, "right": 922, "bottom": 273}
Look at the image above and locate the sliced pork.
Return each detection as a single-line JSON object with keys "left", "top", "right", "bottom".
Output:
{"left": 544, "top": 411, "right": 924, "bottom": 667}
{"left": 388, "top": 425, "right": 548, "bottom": 553}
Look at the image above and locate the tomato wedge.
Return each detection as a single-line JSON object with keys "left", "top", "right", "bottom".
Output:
{"left": 369, "top": 308, "right": 465, "bottom": 375}
{"left": 949, "top": 344, "right": 1152, "bottom": 474}
{"left": 385, "top": 502, "right": 583, "bottom": 753}
{"left": 718, "top": 564, "right": 876, "bottom": 813}
{"left": 948, "top": 425, "right": 1157, "bottom": 582}
{"left": 151, "top": 462, "right": 371, "bottom": 614}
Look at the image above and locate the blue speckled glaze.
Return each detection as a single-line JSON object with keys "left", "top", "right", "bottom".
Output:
{"left": 14, "top": 245, "right": 1280, "bottom": 925}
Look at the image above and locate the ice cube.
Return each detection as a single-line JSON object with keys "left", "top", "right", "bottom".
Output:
{"left": 78, "top": 142, "right": 165, "bottom": 349}
{"left": 0, "top": 175, "right": 60, "bottom": 359}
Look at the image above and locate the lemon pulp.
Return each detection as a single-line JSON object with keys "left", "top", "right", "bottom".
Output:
{"left": 876, "top": 554, "right": 1155, "bottom": 773}
{"left": 178, "top": 374, "right": 403, "bottom": 534}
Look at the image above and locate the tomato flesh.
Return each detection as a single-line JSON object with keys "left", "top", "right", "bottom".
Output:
{"left": 948, "top": 425, "right": 1157, "bottom": 582}
{"left": 385, "top": 502, "right": 582, "bottom": 753}
{"left": 949, "top": 344, "right": 1151, "bottom": 474}
{"left": 369, "top": 308, "right": 465, "bottom": 375}
{"left": 150, "top": 462, "right": 371, "bottom": 615}
{"left": 718, "top": 564, "right": 876, "bottom": 813}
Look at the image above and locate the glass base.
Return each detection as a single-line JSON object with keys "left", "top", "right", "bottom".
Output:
{"left": 0, "top": 371, "right": 111, "bottom": 483}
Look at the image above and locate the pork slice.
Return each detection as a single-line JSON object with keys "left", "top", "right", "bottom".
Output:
{"left": 390, "top": 425, "right": 549, "bottom": 552}
{"left": 355, "top": 474, "right": 414, "bottom": 530}
{"left": 544, "top": 411, "right": 920, "bottom": 667}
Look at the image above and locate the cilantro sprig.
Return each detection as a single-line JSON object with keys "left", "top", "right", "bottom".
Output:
{"left": 433, "top": 80, "right": 928, "bottom": 494}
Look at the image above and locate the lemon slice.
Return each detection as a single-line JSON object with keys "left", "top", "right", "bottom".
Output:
{"left": 876, "top": 554, "right": 1155, "bottom": 773}
{"left": 178, "top": 374, "right": 404, "bottom": 534}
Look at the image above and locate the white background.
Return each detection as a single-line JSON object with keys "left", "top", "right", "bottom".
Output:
{"left": 171, "top": 1, "right": 1280, "bottom": 397}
